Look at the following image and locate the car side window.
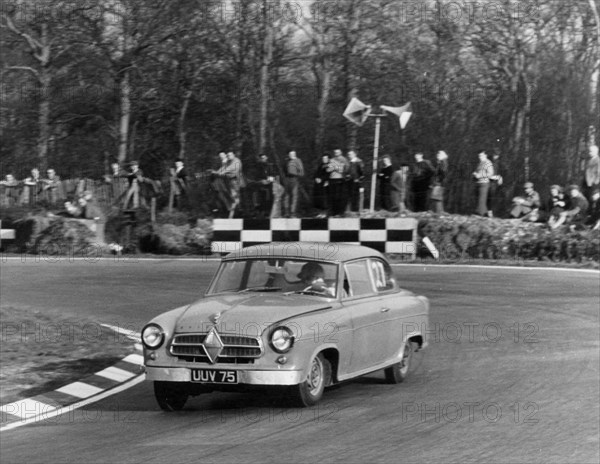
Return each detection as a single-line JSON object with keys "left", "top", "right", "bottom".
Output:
{"left": 343, "top": 260, "right": 375, "bottom": 297}
{"left": 370, "top": 259, "right": 396, "bottom": 292}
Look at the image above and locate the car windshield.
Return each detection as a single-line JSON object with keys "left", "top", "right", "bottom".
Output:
{"left": 208, "top": 259, "right": 339, "bottom": 298}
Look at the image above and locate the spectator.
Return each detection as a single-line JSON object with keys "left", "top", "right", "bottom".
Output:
{"left": 510, "top": 182, "right": 541, "bottom": 220}
{"left": 378, "top": 155, "right": 394, "bottom": 211}
{"left": 550, "top": 185, "right": 589, "bottom": 230}
{"left": 583, "top": 145, "right": 600, "bottom": 203}
{"left": 586, "top": 188, "right": 600, "bottom": 230}
{"left": 430, "top": 150, "right": 448, "bottom": 213}
{"left": 220, "top": 151, "right": 244, "bottom": 217}
{"left": 104, "top": 162, "right": 127, "bottom": 205}
{"left": 411, "top": 153, "right": 434, "bottom": 212}
{"left": 23, "top": 168, "right": 42, "bottom": 205}
{"left": 0, "top": 174, "right": 20, "bottom": 207}
{"left": 283, "top": 150, "right": 304, "bottom": 218}
{"left": 171, "top": 159, "right": 188, "bottom": 209}
{"left": 123, "top": 161, "right": 144, "bottom": 209}
{"left": 488, "top": 153, "right": 503, "bottom": 217}
{"left": 472, "top": 151, "right": 494, "bottom": 216}
{"left": 329, "top": 149, "right": 349, "bottom": 216}
{"left": 546, "top": 185, "right": 567, "bottom": 226}
{"left": 42, "top": 168, "right": 63, "bottom": 205}
{"left": 78, "top": 190, "right": 105, "bottom": 221}
{"left": 252, "top": 154, "right": 275, "bottom": 218}
{"left": 210, "top": 152, "right": 232, "bottom": 215}
{"left": 313, "top": 154, "right": 332, "bottom": 217}
{"left": 347, "top": 150, "right": 364, "bottom": 212}
{"left": 390, "top": 164, "right": 410, "bottom": 213}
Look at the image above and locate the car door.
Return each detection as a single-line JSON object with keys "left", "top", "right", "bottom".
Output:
{"left": 343, "top": 259, "right": 391, "bottom": 374}
{"left": 369, "top": 258, "right": 424, "bottom": 362}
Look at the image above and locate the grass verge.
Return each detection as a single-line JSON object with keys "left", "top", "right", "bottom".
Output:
{"left": 0, "top": 306, "right": 136, "bottom": 405}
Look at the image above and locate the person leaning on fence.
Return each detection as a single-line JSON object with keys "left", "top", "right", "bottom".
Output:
{"left": 123, "top": 161, "right": 145, "bottom": 209}
{"left": 430, "top": 150, "right": 448, "bottom": 213}
{"left": 550, "top": 185, "right": 589, "bottom": 230}
{"left": 22, "top": 168, "right": 42, "bottom": 205}
{"left": 0, "top": 174, "right": 20, "bottom": 207}
{"left": 42, "top": 168, "right": 63, "bottom": 205}
{"left": 510, "top": 182, "right": 541, "bottom": 220}
{"left": 214, "top": 151, "right": 244, "bottom": 217}
{"left": 104, "top": 162, "right": 128, "bottom": 205}
{"left": 472, "top": 150, "right": 494, "bottom": 216}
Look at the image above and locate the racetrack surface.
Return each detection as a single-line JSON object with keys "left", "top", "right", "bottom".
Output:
{"left": 1, "top": 259, "right": 598, "bottom": 464}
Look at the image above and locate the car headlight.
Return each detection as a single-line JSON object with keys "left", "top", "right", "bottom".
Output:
{"left": 270, "top": 326, "right": 294, "bottom": 353}
{"left": 142, "top": 324, "right": 164, "bottom": 349}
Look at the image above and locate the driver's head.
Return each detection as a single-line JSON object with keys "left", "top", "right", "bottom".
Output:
{"left": 298, "top": 262, "right": 325, "bottom": 284}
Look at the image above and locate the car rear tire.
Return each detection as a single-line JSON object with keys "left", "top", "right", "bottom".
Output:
{"left": 289, "top": 353, "right": 331, "bottom": 407}
{"left": 154, "top": 381, "right": 188, "bottom": 411}
{"left": 384, "top": 341, "right": 415, "bottom": 384}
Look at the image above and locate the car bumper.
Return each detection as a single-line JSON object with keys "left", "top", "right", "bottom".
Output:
{"left": 145, "top": 366, "right": 305, "bottom": 386}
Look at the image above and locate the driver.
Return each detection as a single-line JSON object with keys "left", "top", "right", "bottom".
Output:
{"left": 297, "top": 262, "right": 335, "bottom": 297}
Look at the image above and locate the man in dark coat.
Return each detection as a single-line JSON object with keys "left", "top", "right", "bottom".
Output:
{"left": 378, "top": 155, "right": 394, "bottom": 211}
{"left": 411, "top": 153, "right": 434, "bottom": 212}
{"left": 252, "top": 154, "right": 275, "bottom": 218}
{"left": 347, "top": 150, "right": 365, "bottom": 212}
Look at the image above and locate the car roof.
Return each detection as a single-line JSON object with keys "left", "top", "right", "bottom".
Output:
{"left": 222, "top": 242, "right": 387, "bottom": 263}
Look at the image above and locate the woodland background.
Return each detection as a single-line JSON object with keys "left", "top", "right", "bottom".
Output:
{"left": 1, "top": 0, "right": 599, "bottom": 214}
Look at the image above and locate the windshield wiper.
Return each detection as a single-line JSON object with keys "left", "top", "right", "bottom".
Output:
{"left": 240, "top": 287, "right": 282, "bottom": 293}
{"left": 292, "top": 290, "right": 332, "bottom": 297}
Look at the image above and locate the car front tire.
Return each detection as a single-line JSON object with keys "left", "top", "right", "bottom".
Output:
{"left": 289, "top": 353, "right": 331, "bottom": 407}
{"left": 384, "top": 341, "right": 415, "bottom": 384}
{"left": 154, "top": 381, "right": 189, "bottom": 411}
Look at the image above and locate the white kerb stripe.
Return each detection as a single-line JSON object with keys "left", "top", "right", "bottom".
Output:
{"left": 0, "top": 399, "right": 55, "bottom": 419}
{"left": 95, "top": 366, "right": 136, "bottom": 382}
{"left": 122, "top": 353, "right": 144, "bottom": 365}
{"left": 56, "top": 382, "right": 103, "bottom": 399}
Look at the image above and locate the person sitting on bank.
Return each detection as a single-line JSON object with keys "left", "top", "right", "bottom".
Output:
{"left": 550, "top": 185, "right": 589, "bottom": 230}
{"left": 547, "top": 185, "right": 567, "bottom": 227}
{"left": 510, "top": 182, "right": 541, "bottom": 220}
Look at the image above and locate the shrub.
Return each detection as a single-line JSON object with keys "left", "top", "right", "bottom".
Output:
{"left": 417, "top": 213, "right": 600, "bottom": 263}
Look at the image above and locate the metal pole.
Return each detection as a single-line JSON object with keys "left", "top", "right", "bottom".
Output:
{"left": 370, "top": 116, "right": 382, "bottom": 212}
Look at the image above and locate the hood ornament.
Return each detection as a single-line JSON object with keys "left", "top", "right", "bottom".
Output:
{"left": 209, "top": 312, "right": 221, "bottom": 325}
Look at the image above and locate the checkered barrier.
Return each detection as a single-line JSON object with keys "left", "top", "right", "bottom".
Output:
{"left": 211, "top": 218, "right": 418, "bottom": 258}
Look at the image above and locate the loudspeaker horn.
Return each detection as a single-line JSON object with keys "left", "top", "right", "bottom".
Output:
{"left": 343, "top": 98, "right": 372, "bottom": 127}
{"left": 381, "top": 102, "right": 412, "bottom": 129}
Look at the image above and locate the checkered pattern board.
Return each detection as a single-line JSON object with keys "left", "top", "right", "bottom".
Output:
{"left": 211, "top": 218, "right": 417, "bottom": 257}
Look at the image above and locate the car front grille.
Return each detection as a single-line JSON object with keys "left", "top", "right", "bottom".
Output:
{"left": 170, "top": 332, "right": 262, "bottom": 364}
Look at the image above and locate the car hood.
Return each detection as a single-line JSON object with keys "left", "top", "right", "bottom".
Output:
{"left": 174, "top": 293, "right": 332, "bottom": 334}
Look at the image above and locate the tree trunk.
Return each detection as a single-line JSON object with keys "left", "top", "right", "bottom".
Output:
{"left": 315, "top": 63, "right": 332, "bottom": 155}
{"left": 38, "top": 68, "right": 51, "bottom": 170}
{"left": 178, "top": 89, "right": 193, "bottom": 160}
{"left": 118, "top": 69, "right": 131, "bottom": 164}
{"left": 258, "top": 11, "right": 273, "bottom": 157}
{"left": 589, "top": 0, "right": 600, "bottom": 138}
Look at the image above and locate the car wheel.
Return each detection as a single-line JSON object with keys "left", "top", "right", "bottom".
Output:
{"left": 289, "top": 353, "right": 331, "bottom": 407}
{"left": 154, "top": 381, "right": 188, "bottom": 411}
{"left": 384, "top": 341, "right": 415, "bottom": 384}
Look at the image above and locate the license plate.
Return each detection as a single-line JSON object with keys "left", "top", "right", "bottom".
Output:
{"left": 191, "top": 369, "right": 238, "bottom": 384}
